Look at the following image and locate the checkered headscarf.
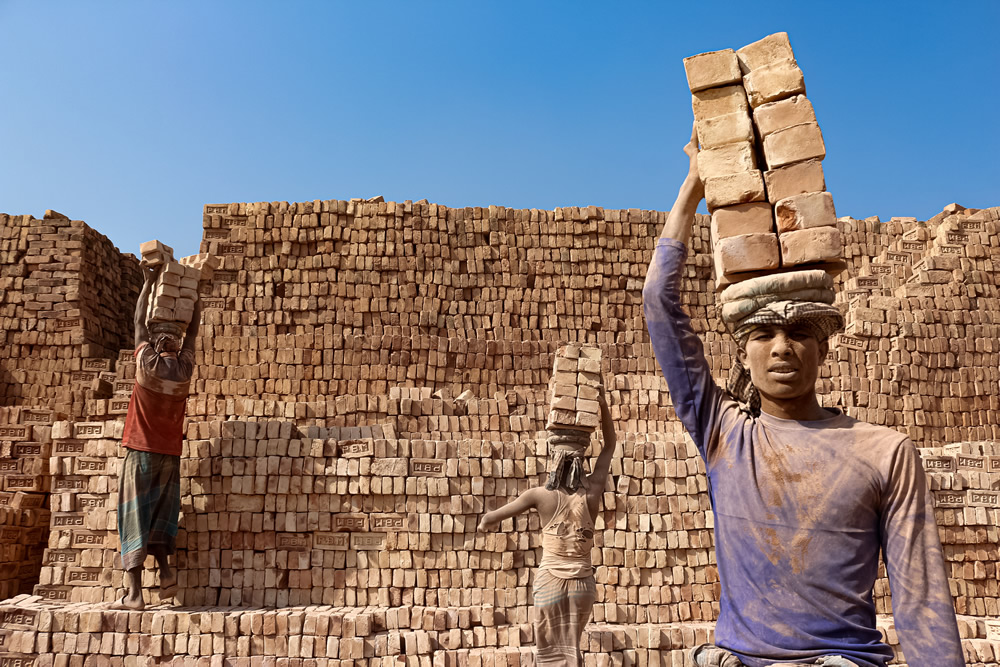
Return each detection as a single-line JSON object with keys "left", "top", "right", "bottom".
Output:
{"left": 726, "top": 300, "right": 844, "bottom": 415}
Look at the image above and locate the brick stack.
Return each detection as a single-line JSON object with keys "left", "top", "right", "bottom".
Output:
{"left": 139, "top": 240, "right": 216, "bottom": 330}
{"left": 0, "top": 199, "right": 998, "bottom": 666}
{"left": 684, "top": 33, "right": 841, "bottom": 286}
{"left": 0, "top": 212, "right": 141, "bottom": 417}
{"left": 0, "top": 409, "right": 52, "bottom": 599}
{"left": 826, "top": 206, "right": 1000, "bottom": 447}
{"left": 545, "top": 345, "right": 603, "bottom": 433}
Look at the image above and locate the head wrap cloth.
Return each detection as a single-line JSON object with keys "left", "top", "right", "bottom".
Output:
{"left": 545, "top": 428, "right": 590, "bottom": 491}
{"left": 148, "top": 322, "right": 186, "bottom": 350}
{"left": 149, "top": 322, "right": 185, "bottom": 337}
{"left": 718, "top": 270, "right": 845, "bottom": 415}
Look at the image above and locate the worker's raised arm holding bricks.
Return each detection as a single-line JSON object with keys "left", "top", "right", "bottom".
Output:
{"left": 642, "top": 123, "right": 963, "bottom": 667}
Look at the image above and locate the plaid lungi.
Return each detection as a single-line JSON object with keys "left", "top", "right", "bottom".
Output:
{"left": 533, "top": 569, "right": 597, "bottom": 666}
{"left": 118, "top": 448, "right": 181, "bottom": 570}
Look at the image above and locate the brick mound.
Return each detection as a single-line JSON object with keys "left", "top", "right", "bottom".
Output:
{"left": 1, "top": 201, "right": 999, "bottom": 666}
{"left": 1, "top": 598, "right": 996, "bottom": 666}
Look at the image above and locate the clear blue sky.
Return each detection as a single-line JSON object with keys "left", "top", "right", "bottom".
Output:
{"left": 2, "top": 1, "right": 998, "bottom": 258}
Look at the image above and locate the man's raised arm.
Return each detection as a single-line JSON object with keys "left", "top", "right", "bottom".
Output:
{"left": 134, "top": 264, "right": 158, "bottom": 348}
{"left": 183, "top": 299, "right": 202, "bottom": 354}
{"left": 641, "top": 126, "right": 724, "bottom": 458}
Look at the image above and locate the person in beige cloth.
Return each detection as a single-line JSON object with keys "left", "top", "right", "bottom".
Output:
{"left": 478, "top": 388, "right": 617, "bottom": 666}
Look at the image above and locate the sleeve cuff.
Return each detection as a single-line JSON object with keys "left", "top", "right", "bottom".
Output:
{"left": 655, "top": 237, "right": 688, "bottom": 255}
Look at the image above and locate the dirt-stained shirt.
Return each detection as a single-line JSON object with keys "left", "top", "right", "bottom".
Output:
{"left": 122, "top": 342, "right": 194, "bottom": 457}
{"left": 642, "top": 238, "right": 962, "bottom": 667}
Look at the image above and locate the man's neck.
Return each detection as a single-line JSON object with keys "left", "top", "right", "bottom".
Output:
{"left": 759, "top": 393, "right": 833, "bottom": 421}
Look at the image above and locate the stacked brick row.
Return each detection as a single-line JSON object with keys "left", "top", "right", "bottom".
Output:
{"left": 684, "top": 33, "right": 840, "bottom": 285}
{"left": 0, "top": 408, "right": 52, "bottom": 598}
{"left": 191, "top": 200, "right": 712, "bottom": 422}
{"left": 32, "top": 351, "right": 140, "bottom": 606}
{"left": 0, "top": 212, "right": 141, "bottom": 417}
{"left": 0, "top": 595, "right": 997, "bottom": 666}
{"left": 828, "top": 206, "right": 1000, "bottom": 446}
{"left": 0, "top": 199, "right": 998, "bottom": 665}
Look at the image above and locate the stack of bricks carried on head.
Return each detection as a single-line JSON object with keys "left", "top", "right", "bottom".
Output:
{"left": 684, "top": 32, "right": 842, "bottom": 286}
{"left": 139, "top": 240, "right": 218, "bottom": 328}
{"left": 545, "top": 345, "right": 603, "bottom": 433}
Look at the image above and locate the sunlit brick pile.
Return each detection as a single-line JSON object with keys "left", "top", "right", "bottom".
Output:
{"left": 0, "top": 211, "right": 140, "bottom": 418}
{"left": 0, "top": 200, "right": 998, "bottom": 665}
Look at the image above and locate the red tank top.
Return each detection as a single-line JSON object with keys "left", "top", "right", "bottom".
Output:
{"left": 122, "top": 344, "right": 191, "bottom": 456}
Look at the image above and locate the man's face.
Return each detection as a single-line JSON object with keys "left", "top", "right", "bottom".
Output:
{"left": 737, "top": 323, "right": 828, "bottom": 403}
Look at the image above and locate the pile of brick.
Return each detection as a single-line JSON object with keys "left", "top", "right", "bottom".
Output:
{"left": 0, "top": 211, "right": 141, "bottom": 417}
{"left": 828, "top": 206, "right": 1000, "bottom": 446}
{"left": 0, "top": 199, "right": 998, "bottom": 665}
{"left": 684, "top": 33, "right": 841, "bottom": 285}
{"left": 545, "top": 345, "right": 603, "bottom": 433}
{"left": 0, "top": 409, "right": 52, "bottom": 599}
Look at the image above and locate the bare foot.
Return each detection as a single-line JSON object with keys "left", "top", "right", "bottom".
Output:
{"left": 109, "top": 594, "right": 144, "bottom": 611}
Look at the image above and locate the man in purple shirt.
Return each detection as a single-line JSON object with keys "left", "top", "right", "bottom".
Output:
{"left": 641, "top": 127, "right": 963, "bottom": 667}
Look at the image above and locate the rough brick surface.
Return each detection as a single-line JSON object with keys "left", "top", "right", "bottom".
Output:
{"left": 743, "top": 60, "right": 806, "bottom": 108}
{"left": 775, "top": 192, "right": 837, "bottom": 233}
{"left": 736, "top": 32, "right": 794, "bottom": 72}
{"left": 762, "top": 122, "right": 826, "bottom": 169}
{"left": 711, "top": 203, "right": 774, "bottom": 239}
{"left": 691, "top": 85, "right": 749, "bottom": 120}
{"left": 780, "top": 225, "right": 843, "bottom": 265}
{"left": 697, "top": 142, "right": 757, "bottom": 181}
{"left": 764, "top": 159, "right": 826, "bottom": 202}
{"left": 696, "top": 111, "right": 753, "bottom": 149}
{"left": 715, "top": 232, "right": 781, "bottom": 274}
{"left": 753, "top": 95, "right": 817, "bottom": 138}
{"left": 704, "top": 171, "right": 767, "bottom": 210}
{"left": 683, "top": 49, "right": 742, "bottom": 92}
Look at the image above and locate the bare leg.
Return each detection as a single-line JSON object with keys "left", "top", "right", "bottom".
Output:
{"left": 121, "top": 567, "right": 145, "bottom": 610}
{"left": 151, "top": 546, "right": 177, "bottom": 594}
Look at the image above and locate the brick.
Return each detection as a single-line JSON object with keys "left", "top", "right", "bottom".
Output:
{"left": 703, "top": 170, "right": 766, "bottom": 210}
{"left": 691, "top": 85, "right": 749, "bottom": 121}
{"left": 763, "top": 159, "right": 826, "bottom": 202}
{"left": 711, "top": 203, "right": 773, "bottom": 239}
{"left": 752, "top": 95, "right": 816, "bottom": 138}
{"left": 697, "top": 142, "right": 757, "bottom": 181}
{"left": 743, "top": 59, "right": 806, "bottom": 108}
{"left": 682, "top": 49, "right": 741, "bottom": 92}
{"left": 714, "top": 233, "right": 780, "bottom": 275}
{"left": 736, "top": 32, "right": 794, "bottom": 72}
{"left": 762, "top": 122, "right": 826, "bottom": 169}
{"left": 775, "top": 192, "right": 837, "bottom": 233}
{"left": 696, "top": 111, "right": 753, "bottom": 149}
{"left": 779, "top": 226, "right": 843, "bottom": 266}
{"left": 139, "top": 240, "right": 174, "bottom": 265}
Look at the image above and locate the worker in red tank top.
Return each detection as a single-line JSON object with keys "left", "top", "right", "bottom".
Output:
{"left": 112, "top": 262, "right": 200, "bottom": 610}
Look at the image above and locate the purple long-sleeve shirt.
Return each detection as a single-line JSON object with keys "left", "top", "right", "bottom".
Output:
{"left": 642, "top": 238, "right": 963, "bottom": 667}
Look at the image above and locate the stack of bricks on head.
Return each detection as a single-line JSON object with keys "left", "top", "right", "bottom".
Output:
{"left": 684, "top": 32, "right": 844, "bottom": 287}
{"left": 546, "top": 344, "right": 603, "bottom": 434}
{"left": 139, "top": 240, "right": 219, "bottom": 330}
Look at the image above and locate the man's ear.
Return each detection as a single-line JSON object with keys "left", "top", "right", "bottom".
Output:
{"left": 818, "top": 339, "right": 829, "bottom": 363}
{"left": 737, "top": 346, "right": 747, "bottom": 364}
